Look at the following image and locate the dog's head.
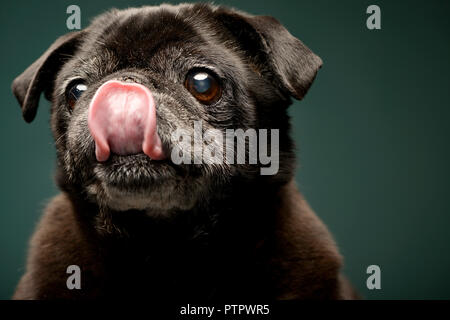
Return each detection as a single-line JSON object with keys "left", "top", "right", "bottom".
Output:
{"left": 12, "top": 4, "right": 321, "bottom": 214}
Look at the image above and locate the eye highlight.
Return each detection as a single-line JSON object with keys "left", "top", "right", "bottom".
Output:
{"left": 184, "top": 69, "right": 221, "bottom": 105}
{"left": 66, "top": 80, "right": 87, "bottom": 109}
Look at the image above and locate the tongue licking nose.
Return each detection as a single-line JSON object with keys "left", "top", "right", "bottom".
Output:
{"left": 88, "top": 80, "right": 164, "bottom": 162}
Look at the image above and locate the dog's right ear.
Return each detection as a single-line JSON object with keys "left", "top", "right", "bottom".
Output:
{"left": 12, "top": 31, "right": 84, "bottom": 123}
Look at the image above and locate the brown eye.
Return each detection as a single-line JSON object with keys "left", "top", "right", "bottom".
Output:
{"left": 184, "top": 70, "right": 222, "bottom": 104}
{"left": 66, "top": 81, "right": 87, "bottom": 109}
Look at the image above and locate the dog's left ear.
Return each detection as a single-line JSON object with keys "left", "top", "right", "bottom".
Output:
{"left": 215, "top": 8, "right": 322, "bottom": 100}
{"left": 12, "top": 31, "right": 84, "bottom": 123}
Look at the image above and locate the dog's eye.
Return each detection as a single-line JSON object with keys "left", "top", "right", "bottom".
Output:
{"left": 66, "top": 81, "right": 87, "bottom": 109}
{"left": 184, "top": 70, "right": 221, "bottom": 104}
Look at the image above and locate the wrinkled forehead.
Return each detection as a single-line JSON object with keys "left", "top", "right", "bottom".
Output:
{"left": 80, "top": 7, "right": 218, "bottom": 73}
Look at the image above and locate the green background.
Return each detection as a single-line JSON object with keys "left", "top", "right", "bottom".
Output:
{"left": 1, "top": 0, "right": 449, "bottom": 299}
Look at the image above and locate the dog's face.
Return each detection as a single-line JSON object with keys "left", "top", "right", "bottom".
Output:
{"left": 12, "top": 4, "right": 321, "bottom": 214}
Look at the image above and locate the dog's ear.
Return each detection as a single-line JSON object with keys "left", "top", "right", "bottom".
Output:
{"left": 215, "top": 9, "right": 322, "bottom": 100}
{"left": 12, "top": 31, "right": 84, "bottom": 123}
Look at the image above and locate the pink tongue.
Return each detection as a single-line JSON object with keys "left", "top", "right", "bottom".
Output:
{"left": 88, "top": 80, "right": 164, "bottom": 162}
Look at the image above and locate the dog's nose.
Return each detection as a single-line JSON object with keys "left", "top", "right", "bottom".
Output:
{"left": 88, "top": 80, "right": 165, "bottom": 162}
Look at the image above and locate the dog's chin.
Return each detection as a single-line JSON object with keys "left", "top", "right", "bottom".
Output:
{"left": 97, "top": 184, "right": 197, "bottom": 213}
{"left": 87, "top": 153, "right": 200, "bottom": 213}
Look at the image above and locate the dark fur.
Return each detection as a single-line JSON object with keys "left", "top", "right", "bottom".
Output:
{"left": 11, "top": 3, "right": 357, "bottom": 299}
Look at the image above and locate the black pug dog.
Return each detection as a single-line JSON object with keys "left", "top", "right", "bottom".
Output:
{"left": 12, "top": 3, "right": 357, "bottom": 299}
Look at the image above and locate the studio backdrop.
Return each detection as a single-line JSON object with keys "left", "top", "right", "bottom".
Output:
{"left": 0, "top": 0, "right": 449, "bottom": 299}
